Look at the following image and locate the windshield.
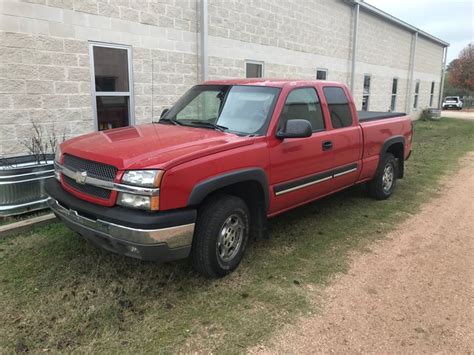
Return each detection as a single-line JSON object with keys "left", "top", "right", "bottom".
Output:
{"left": 160, "top": 85, "right": 281, "bottom": 135}
{"left": 445, "top": 97, "right": 459, "bottom": 102}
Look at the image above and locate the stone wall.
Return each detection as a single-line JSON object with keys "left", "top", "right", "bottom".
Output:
{"left": 0, "top": 0, "right": 198, "bottom": 156}
{"left": 0, "top": 0, "right": 446, "bottom": 157}
{"left": 208, "top": 0, "right": 353, "bottom": 60}
{"left": 357, "top": 11, "right": 412, "bottom": 71}
{"left": 207, "top": 0, "right": 444, "bottom": 115}
{"left": 0, "top": 31, "right": 92, "bottom": 156}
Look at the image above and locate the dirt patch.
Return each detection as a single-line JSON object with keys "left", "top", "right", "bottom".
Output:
{"left": 252, "top": 153, "right": 474, "bottom": 353}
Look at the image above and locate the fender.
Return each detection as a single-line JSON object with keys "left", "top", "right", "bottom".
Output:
{"left": 380, "top": 135, "right": 405, "bottom": 155}
{"left": 380, "top": 135, "right": 405, "bottom": 178}
{"left": 187, "top": 168, "right": 270, "bottom": 211}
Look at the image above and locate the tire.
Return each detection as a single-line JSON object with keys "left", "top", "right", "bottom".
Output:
{"left": 191, "top": 194, "right": 250, "bottom": 278}
{"left": 367, "top": 153, "right": 397, "bottom": 200}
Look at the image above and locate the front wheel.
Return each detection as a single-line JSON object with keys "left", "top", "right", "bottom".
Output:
{"left": 367, "top": 153, "right": 397, "bottom": 200}
{"left": 191, "top": 194, "right": 250, "bottom": 278}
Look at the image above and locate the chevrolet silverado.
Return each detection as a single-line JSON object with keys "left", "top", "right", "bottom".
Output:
{"left": 46, "top": 79, "right": 413, "bottom": 278}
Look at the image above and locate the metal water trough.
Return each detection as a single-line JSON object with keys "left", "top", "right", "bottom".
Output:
{"left": 429, "top": 108, "right": 442, "bottom": 120}
{"left": 0, "top": 155, "right": 54, "bottom": 217}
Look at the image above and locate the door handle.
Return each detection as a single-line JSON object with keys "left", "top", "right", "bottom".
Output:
{"left": 322, "top": 141, "right": 333, "bottom": 151}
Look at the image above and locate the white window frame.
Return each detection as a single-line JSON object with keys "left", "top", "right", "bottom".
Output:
{"left": 413, "top": 79, "right": 420, "bottom": 110}
{"left": 89, "top": 42, "right": 135, "bottom": 131}
{"left": 429, "top": 81, "right": 435, "bottom": 107}
{"left": 362, "top": 74, "right": 371, "bottom": 111}
{"left": 245, "top": 60, "right": 264, "bottom": 78}
{"left": 316, "top": 68, "right": 328, "bottom": 80}
{"left": 391, "top": 77, "right": 398, "bottom": 111}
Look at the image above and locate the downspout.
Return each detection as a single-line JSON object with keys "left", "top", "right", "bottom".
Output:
{"left": 406, "top": 31, "right": 418, "bottom": 113}
{"left": 199, "top": 0, "right": 208, "bottom": 82}
{"left": 350, "top": 2, "right": 360, "bottom": 94}
{"left": 438, "top": 46, "right": 448, "bottom": 109}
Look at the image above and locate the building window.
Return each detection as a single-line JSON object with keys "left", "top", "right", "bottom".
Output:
{"left": 245, "top": 61, "right": 264, "bottom": 78}
{"left": 316, "top": 69, "right": 328, "bottom": 80}
{"left": 89, "top": 42, "right": 134, "bottom": 131}
{"left": 323, "top": 86, "right": 353, "bottom": 128}
{"left": 429, "top": 81, "right": 435, "bottom": 107}
{"left": 391, "top": 78, "right": 398, "bottom": 111}
{"left": 413, "top": 80, "right": 420, "bottom": 110}
{"left": 280, "top": 88, "right": 325, "bottom": 132}
{"left": 362, "top": 74, "right": 371, "bottom": 111}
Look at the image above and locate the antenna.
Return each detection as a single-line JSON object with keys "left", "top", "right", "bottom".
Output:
{"left": 151, "top": 57, "right": 154, "bottom": 122}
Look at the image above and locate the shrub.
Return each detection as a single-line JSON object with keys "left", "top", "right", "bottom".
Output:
{"left": 22, "top": 120, "right": 66, "bottom": 164}
{"left": 419, "top": 108, "right": 432, "bottom": 121}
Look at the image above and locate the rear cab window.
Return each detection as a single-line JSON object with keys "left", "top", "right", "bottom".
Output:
{"left": 279, "top": 87, "right": 325, "bottom": 132}
{"left": 323, "top": 87, "right": 353, "bottom": 128}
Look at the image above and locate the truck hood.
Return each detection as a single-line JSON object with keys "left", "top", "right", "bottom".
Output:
{"left": 61, "top": 124, "right": 253, "bottom": 170}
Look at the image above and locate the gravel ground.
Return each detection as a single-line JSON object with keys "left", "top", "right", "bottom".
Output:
{"left": 442, "top": 110, "right": 474, "bottom": 120}
{"left": 252, "top": 153, "right": 474, "bottom": 354}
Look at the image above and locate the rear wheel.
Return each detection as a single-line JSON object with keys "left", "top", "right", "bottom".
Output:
{"left": 367, "top": 153, "right": 397, "bottom": 200}
{"left": 191, "top": 194, "right": 250, "bottom": 278}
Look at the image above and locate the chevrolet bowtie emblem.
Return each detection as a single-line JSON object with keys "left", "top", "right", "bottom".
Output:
{"left": 75, "top": 171, "right": 87, "bottom": 185}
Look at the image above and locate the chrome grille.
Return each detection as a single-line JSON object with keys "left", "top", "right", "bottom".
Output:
{"left": 63, "top": 175, "right": 111, "bottom": 200}
{"left": 63, "top": 154, "right": 117, "bottom": 182}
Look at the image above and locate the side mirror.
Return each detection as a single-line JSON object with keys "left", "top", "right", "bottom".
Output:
{"left": 276, "top": 119, "right": 312, "bottom": 139}
{"left": 160, "top": 108, "right": 169, "bottom": 118}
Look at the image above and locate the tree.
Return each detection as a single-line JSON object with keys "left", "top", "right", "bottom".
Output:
{"left": 447, "top": 43, "right": 474, "bottom": 92}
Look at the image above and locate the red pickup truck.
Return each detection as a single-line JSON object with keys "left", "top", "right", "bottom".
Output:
{"left": 46, "top": 79, "right": 413, "bottom": 278}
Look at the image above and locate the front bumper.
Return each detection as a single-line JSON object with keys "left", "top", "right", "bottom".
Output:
{"left": 45, "top": 179, "right": 196, "bottom": 262}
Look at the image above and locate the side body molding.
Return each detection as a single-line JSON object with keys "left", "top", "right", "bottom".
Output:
{"left": 187, "top": 168, "right": 270, "bottom": 211}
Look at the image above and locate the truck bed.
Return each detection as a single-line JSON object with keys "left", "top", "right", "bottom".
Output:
{"left": 358, "top": 111, "right": 406, "bottom": 122}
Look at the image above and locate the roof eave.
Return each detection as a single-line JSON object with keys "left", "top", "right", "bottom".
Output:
{"left": 345, "top": 0, "right": 449, "bottom": 47}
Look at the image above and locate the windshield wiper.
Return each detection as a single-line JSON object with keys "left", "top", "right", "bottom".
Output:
{"left": 158, "top": 117, "right": 182, "bottom": 126}
{"left": 188, "top": 121, "right": 228, "bottom": 132}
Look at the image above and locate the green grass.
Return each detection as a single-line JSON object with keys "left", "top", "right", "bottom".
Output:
{"left": 1, "top": 118, "right": 473, "bottom": 353}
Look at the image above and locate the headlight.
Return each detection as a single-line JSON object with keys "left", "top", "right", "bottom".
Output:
{"left": 121, "top": 170, "right": 164, "bottom": 187}
{"left": 117, "top": 193, "right": 160, "bottom": 211}
{"left": 119, "top": 170, "right": 163, "bottom": 211}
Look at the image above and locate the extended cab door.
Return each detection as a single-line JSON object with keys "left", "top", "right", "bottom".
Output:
{"left": 321, "top": 86, "right": 362, "bottom": 190}
{"left": 268, "top": 86, "right": 335, "bottom": 214}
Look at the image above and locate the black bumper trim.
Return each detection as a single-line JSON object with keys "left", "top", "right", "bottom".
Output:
{"left": 60, "top": 216, "right": 191, "bottom": 262}
{"left": 45, "top": 178, "right": 196, "bottom": 230}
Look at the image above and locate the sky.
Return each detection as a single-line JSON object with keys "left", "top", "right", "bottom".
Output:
{"left": 366, "top": 0, "right": 474, "bottom": 63}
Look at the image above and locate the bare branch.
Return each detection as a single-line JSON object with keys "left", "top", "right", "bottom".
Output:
{"left": 22, "top": 120, "right": 67, "bottom": 164}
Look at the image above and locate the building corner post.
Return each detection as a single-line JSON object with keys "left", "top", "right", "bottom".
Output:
{"left": 406, "top": 31, "right": 418, "bottom": 114}
{"left": 438, "top": 46, "right": 448, "bottom": 109}
{"left": 350, "top": 2, "right": 360, "bottom": 94}
{"left": 200, "top": 0, "right": 209, "bottom": 82}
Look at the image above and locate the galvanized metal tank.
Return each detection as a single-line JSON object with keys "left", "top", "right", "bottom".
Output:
{"left": 0, "top": 155, "right": 54, "bottom": 217}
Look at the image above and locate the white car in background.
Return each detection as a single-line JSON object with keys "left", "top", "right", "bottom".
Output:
{"left": 442, "top": 96, "right": 463, "bottom": 110}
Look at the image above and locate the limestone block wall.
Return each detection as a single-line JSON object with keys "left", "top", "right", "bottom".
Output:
{"left": 0, "top": 0, "right": 199, "bottom": 157}
{"left": 208, "top": 0, "right": 353, "bottom": 60}
{"left": 0, "top": 0, "right": 446, "bottom": 156}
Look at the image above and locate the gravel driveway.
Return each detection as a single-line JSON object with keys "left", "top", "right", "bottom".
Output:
{"left": 253, "top": 153, "right": 474, "bottom": 353}
{"left": 442, "top": 110, "right": 474, "bottom": 120}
